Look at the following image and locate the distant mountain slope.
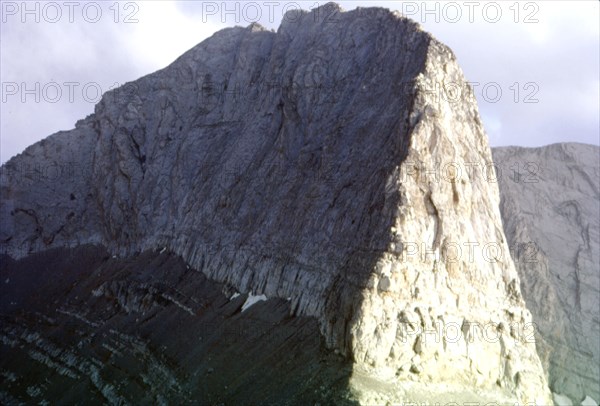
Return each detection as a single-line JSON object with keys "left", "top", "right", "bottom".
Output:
{"left": 493, "top": 143, "right": 600, "bottom": 404}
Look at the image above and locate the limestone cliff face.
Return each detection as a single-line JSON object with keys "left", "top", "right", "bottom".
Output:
{"left": 494, "top": 143, "right": 600, "bottom": 405}
{"left": 0, "top": 4, "right": 551, "bottom": 403}
{"left": 341, "top": 36, "right": 552, "bottom": 405}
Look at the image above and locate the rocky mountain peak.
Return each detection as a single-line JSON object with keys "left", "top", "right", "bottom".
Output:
{"left": 1, "top": 4, "right": 555, "bottom": 404}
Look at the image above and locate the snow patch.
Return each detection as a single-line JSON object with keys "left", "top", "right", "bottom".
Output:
{"left": 552, "top": 393, "right": 573, "bottom": 406}
{"left": 582, "top": 396, "right": 598, "bottom": 406}
{"left": 241, "top": 294, "right": 267, "bottom": 312}
{"left": 230, "top": 293, "right": 240, "bottom": 300}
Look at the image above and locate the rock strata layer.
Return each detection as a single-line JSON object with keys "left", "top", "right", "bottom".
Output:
{"left": 0, "top": 246, "right": 356, "bottom": 404}
{"left": 0, "top": 4, "right": 551, "bottom": 403}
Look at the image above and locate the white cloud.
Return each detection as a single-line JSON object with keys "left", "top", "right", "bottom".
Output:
{"left": 124, "top": 1, "right": 218, "bottom": 71}
{"left": 1, "top": 1, "right": 598, "bottom": 163}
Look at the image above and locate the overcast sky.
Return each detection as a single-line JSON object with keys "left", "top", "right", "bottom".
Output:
{"left": 1, "top": 0, "right": 598, "bottom": 163}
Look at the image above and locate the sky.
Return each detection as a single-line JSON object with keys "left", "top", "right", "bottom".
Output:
{"left": 1, "top": 0, "right": 599, "bottom": 163}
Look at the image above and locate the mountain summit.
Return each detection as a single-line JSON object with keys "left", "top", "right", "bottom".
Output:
{"left": 1, "top": 4, "right": 554, "bottom": 404}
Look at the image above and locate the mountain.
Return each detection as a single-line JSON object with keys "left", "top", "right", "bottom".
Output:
{"left": 0, "top": 246, "right": 358, "bottom": 404}
{"left": 493, "top": 143, "right": 600, "bottom": 405}
{"left": 0, "top": 3, "right": 553, "bottom": 404}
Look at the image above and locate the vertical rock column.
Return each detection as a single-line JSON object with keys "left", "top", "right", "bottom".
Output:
{"left": 345, "top": 38, "right": 552, "bottom": 404}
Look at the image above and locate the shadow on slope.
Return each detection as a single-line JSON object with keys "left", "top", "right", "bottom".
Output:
{"left": 0, "top": 246, "right": 358, "bottom": 405}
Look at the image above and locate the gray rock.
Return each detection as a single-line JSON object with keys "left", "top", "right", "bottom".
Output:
{"left": 0, "top": 246, "right": 357, "bottom": 404}
{"left": 494, "top": 143, "right": 600, "bottom": 404}
{"left": 0, "top": 3, "right": 551, "bottom": 403}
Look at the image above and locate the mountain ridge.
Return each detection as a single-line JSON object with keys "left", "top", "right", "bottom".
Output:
{"left": 0, "top": 4, "right": 563, "bottom": 404}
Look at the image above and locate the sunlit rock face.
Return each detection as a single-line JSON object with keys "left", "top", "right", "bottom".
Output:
{"left": 0, "top": 3, "right": 551, "bottom": 403}
{"left": 494, "top": 143, "right": 600, "bottom": 405}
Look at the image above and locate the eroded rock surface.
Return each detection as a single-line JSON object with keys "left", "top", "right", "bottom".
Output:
{"left": 494, "top": 143, "right": 600, "bottom": 405}
{"left": 1, "top": 3, "right": 551, "bottom": 403}
{"left": 0, "top": 246, "right": 356, "bottom": 404}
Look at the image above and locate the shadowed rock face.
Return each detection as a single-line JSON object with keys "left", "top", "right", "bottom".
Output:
{"left": 493, "top": 143, "right": 600, "bottom": 405}
{"left": 0, "top": 246, "right": 357, "bottom": 405}
{"left": 0, "top": 3, "right": 551, "bottom": 403}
